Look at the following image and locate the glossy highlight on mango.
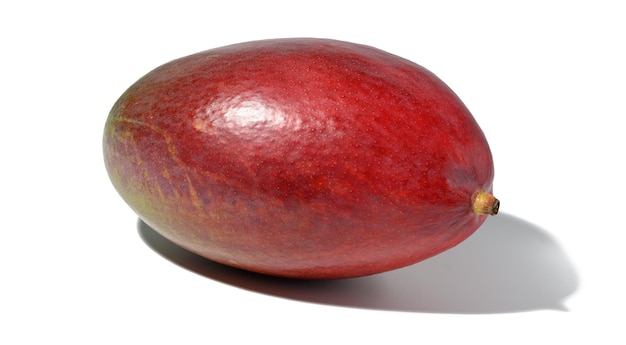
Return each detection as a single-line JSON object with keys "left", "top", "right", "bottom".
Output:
{"left": 103, "top": 38, "right": 498, "bottom": 279}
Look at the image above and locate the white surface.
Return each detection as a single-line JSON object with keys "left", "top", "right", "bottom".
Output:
{"left": 2, "top": 1, "right": 624, "bottom": 343}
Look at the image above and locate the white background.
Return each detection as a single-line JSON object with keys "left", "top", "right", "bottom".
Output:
{"left": 2, "top": 1, "right": 624, "bottom": 343}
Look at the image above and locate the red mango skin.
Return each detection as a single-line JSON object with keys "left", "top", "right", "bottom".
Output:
{"left": 103, "top": 38, "right": 495, "bottom": 279}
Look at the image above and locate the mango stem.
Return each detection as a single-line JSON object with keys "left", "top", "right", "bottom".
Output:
{"left": 472, "top": 192, "right": 500, "bottom": 215}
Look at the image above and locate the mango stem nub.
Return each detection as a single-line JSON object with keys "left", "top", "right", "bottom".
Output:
{"left": 473, "top": 192, "right": 500, "bottom": 216}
